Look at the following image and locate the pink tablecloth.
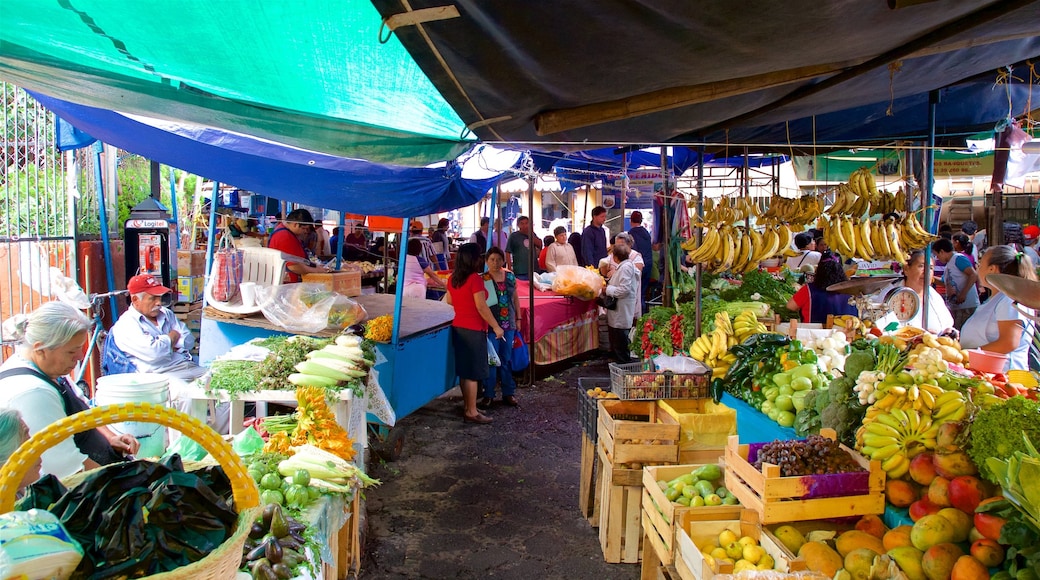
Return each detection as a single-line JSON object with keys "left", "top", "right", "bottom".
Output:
{"left": 515, "top": 280, "right": 599, "bottom": 343}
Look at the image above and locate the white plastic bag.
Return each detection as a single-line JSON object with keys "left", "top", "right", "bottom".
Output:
{"left": 653, "top": 354, "right": 709, "bottom": 374}
{"left": 257, "top": 283, "right": 336, "bottom": 333}
{"left": 551, "top": 265, "right": 604, "bottom": 300}
{"left": 0, "top": 509, "right": 83, "bottom": 580}
{"left": 487, "top": 336, "right": 502, "bottom": 367}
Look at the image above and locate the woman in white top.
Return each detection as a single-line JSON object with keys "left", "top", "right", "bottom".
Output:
{"left": 603, "top": 244, "right": 641, "bottom": 363}
{"left": 402, "top": 238, "right": 446, "bottom": 299}
{"left": 786, "top": 233, "right": 822, "bottom": 274}
{"left": 959, "top": 245, "right": 1037, "bottom": 372}
{"left": 545, "top": 226, "right": 579, "bottom": 272}
{"left": 875, "top": 250, "right": 955, "bottom": 335}
{"left": 0, "top": 302, "right": 139, "bottom": 479}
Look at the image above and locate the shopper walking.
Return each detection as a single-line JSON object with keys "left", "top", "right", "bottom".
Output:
{"left": 602, "top": 244, "right": 640, "bottom": 363}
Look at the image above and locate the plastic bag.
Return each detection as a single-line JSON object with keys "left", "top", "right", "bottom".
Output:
{"left": 327, "top": 295, "right": 368, "bottom": 329}
{"left": 161, "top": 435, "right": 208, "bottom": 461}
{"left": 231, "top": 427, "right": 266, "bottom": 456}
{"left": 19, "top": 456, "right": 236, "bottom": 579}
{"left": 658, "top": 399, "right": 736, "bottom": 452}
{"left": 653, "top": 354, "right": 709, "bottom": 374}
{"left": 210, "top": 232, "right": 243, "bottom": 302}
{"left": 487, "top": 336, "right": 501, "bottom": 367}
{"left": 256, "top": 283, "right": 336, "bottom": 333}
{"left": 551, "top": 265, "right": 604, "bottom": 300}
{"left": 0, "top": 509, "right": 83, "bottom": 580}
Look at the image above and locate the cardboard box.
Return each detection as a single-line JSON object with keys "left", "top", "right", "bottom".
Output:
{"left": 303, "top": 270, "right": 361, "bottom": 297}
{"left": 176, "top": 276, "right": 205, "bottom": 304}
{"left": 177, "top": 250, "right": 207, "bottom": 277}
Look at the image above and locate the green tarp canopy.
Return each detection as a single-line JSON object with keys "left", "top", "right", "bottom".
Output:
{"left": 0, "top": 0, "right": 473, "bottom": 166}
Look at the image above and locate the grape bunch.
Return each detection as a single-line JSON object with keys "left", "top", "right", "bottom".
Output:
{"left": 753, "top": 435, "right": 864, "bottom": 476}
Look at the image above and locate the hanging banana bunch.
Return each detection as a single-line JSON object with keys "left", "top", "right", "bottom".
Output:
{"left": 758, "top": 194, "right": 823, "bottom": 226}
{"left": 684, "top": 223, "right": 799, "bottom": 274}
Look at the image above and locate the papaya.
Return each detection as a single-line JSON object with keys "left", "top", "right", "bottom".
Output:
{"left": 693, "top": 464, "right": 722, "bottom": 482}
{"left": 798, "top": 541, "right": 843, "bottom": 578}
{"left": 835, "top": 530, "right": 886, "bottom": 558}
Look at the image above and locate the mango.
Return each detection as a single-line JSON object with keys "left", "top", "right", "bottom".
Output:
{"left": 950, "top": 554, "right": 990, "bottom": 580}
{"left": 922, "top": 542, "right": 964, "bottom": 580}
{"left": 835, "top": 530, "right": 886, "bottom": 558}
{"left": 883, "top": 525, "right": 914, "bottom": 551}
{"left": 888, "top": 546, "right": 927, "bottom": 580}
{"left": 912, "top": 514, "right": 959, "bottom": 552}
{"left": 773, "top": 525, "right": 806, "bottom": 555}
{"left": 936, "top": 507, "right": 972, "bottom": 543}
{"left": 798, "top": 541, "right": 843, "bottom": 578}
{"left": 844, "top": 547, "right": 880, "bottom": 580}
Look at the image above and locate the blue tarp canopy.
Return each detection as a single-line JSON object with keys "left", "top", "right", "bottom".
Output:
{"left": 34, "top": 92, "right": 503, "bottom": 217}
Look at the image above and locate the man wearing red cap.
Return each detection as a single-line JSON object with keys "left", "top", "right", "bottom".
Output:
{"left": 111, "top": 274, "right": 227, "bottom": 431}
{"left": 1024, "top": 224, "right": 1040, "bottom": 266}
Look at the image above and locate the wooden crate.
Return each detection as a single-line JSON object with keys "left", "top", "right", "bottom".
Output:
{"left": 723, "top": 429, "right": 885, "bottom": 524}
{"left": 579, "top": 432, "right": 601, "bottom": 525}
{"left": 303, "top": 270, "right": 362, "bottom": 297}
{"left": 597, "top": 443, "right": 644, "bottom": 564}
{"left": 598, "top": 399, "right": 680, "bottom": 467}
{"left": 673, "top": 510, "right": 806, "bottom": 580}
{"left": 641, "top": 464, "right": 744, "bottom": 568}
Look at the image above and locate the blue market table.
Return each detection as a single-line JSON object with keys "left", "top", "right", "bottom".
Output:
{"left": 721, "top": 393, "right": 798, "bottom": 444}
{"left": 199, "top": 294, "right": 456, "bottom": 428}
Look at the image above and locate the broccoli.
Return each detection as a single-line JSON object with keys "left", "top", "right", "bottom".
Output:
{"left": 843, "top": 350, "right": 876, "bottom": 379}
{"left": 820, "top": 401, "right": 866, "bottom": 448}
{"left": 813, "top": 388, "right": 831, "bottom": 415}
{"left": 969, "top": 396, "right": 1040, "bottom": 483}
{"left": 828, "top": 376, "right": 856, "bottom": 405}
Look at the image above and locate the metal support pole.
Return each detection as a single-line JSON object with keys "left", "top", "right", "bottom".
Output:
{"left": 92, "top": 143, "right": 118, "bottom": 316}
{"left": 695, "top": 146, "right": 705, "bottom": 336}
{"left": 390, "top": 220, "right": 410, "bottom": 345}
{"left": 336, "top": 212, "right": 346, "bottom": 270}
{"left": 168, "top": 168, "right": 180, "bottom": 249}
{"left": 660, "top": 149, "right": 672, "bottom": 307}
{"left": 204, "top": 181, "right": 221, "bottom": 288}
{"left": 525, "top": 175, "right": 536, "bottom": 386}
{"left": 922, "top": 89, "right": 939, "bottom": 332}
{"left": 488, "top": 186, "right": 498, "bottom": 253}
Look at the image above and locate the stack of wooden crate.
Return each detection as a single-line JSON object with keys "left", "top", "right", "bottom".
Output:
{"left": 596, "top": 399, "right": 680, "bottom": 564}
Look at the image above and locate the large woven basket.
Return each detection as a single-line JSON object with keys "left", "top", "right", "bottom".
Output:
{"left": 0, "top": 402, "right": 262, "bottom": 580}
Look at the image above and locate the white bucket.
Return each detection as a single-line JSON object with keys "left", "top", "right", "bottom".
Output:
{"left": 94, "top": 373, "right": 170, "bottom": 458}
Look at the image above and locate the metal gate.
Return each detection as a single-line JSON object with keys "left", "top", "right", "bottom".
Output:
{"left": 0, "top": 83, "right": 80, "bottom": 361}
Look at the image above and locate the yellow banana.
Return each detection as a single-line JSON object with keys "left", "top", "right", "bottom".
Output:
{"left": 872, "top": 444, "right": 903, "bottom": 461}
{"left": 881, "top": 453, "right": 908, "bottom": 474}
{"left": 864, "top": 433, "right": 900, "bottom": 449}
{"left": 865, "top": 421, "right": 902, "bottom": 439}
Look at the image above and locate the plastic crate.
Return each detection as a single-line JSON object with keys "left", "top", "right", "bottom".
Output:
{"left": 608, "top": 360, "right": 711, "bottom": 400}
{"left": 577, "top": 376, "right": 612, "bottom": 442}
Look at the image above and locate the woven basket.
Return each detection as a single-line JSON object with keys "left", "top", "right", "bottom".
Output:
{"left": 0, "top": 402, "right": 262, "bottom": 580}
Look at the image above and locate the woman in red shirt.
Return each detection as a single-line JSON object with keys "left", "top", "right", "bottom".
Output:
{"left": 445, "top": 243, "right": 504, "bottom": 424}
{"left": 267, "top": 208, "right": 329, "bottom": 282}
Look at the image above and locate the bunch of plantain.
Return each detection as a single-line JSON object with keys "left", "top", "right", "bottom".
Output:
{"left": 828, "top": 168, "right": 908, "bottom": 218}
{"left": 758, "top": 194, "right": 824, "bottom": 226}
{"left": 695, "top": 196, "right": 762, "bottom": 224}
{"left": 683, "top": 223, "right": 798, "bottom": 273}
{"left": 820, "top": 215, "right": 911, "bottom": 263}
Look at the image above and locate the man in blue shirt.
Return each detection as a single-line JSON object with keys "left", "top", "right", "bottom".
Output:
{"left": 628, "top": 211, "right": 653, "bottom": 312}
{"left": 581, "top": 206, "right": 608, "bottom": 268}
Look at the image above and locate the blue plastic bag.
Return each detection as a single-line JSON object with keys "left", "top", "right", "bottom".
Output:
{"left": 511, "top": 332, "right": 530, "bottom": 371}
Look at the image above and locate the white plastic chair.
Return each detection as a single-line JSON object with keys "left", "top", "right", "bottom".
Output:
{"left": 204, "top": 247, "right": 299, "bottom": 315}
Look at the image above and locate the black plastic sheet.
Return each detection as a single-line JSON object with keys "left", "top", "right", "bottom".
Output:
{"left": 17, "top": 455, "right": 236, "bottom": 580}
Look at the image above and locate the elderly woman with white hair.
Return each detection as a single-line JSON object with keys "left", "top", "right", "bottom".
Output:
{"left": 0, "top": 302, "right": 139, "bottom": 479}
{"left": 0, "top": 409, "right": 42, "bottom": 492}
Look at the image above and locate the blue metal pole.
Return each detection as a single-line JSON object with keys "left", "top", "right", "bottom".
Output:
{"left": 921, "top": 89, "right": 938, "bottom": 332}
{"left": 488, "top": 187, "right": 498, "bottom": 253}
{"left": 168, "top": 167, "right": 180, "bottom": 249}
{"left": 390, "top": 220, "right": 410, "bottom": 344}
{"left": 204, "top": 182, "right": 221, "bottom": 285}
{"left": 93, "top": 142, "right": 118, "bottom": 316}
{"left": 336, "top": 212, "right": 345, "bottom": 270}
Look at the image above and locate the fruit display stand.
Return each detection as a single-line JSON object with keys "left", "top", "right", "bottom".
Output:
{"left": 640, "top": 463, "right": 743, "bottom": 575}
{"left": 723, "top": 430, "right": 885, "bottom": 524}
{"left": 597, "top": 399, "right": 681, "bottom": 563}
{"left": 673, "top": 510, "right": 810, "bottom": 580}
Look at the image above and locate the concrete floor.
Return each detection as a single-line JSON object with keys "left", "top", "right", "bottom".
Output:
{"left": 359, "top": 354, "right": 641, "bottom": 580}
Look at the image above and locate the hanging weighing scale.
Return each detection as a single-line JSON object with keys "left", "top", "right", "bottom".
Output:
{"left": 826, "top": 275, "right": 918, "bottom": 326}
